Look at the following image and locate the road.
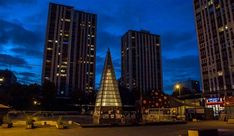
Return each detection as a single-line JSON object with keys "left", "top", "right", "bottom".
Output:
{"left": 0, "top": 121, "right": 234, "bottom": 136}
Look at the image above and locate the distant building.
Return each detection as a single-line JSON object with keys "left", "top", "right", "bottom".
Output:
{"left": 42, "top": 3, "right": 97, "bottom": 97}
{"left": 93, "top": 49, "right": 122, "bottom": 124}
{"left": 194, "top": 0, "right": 234, "bottom": 97}
{"left": 173, "top": 80, "right": 201, "bottom": 99}
{"left": 174, "top": 80, "right": 201, "bottom": 95}
{"left": 121, "top": 30, "right": 162, "bottom": 98}
{"left": 0, "top": 69, "right": 17, "bottom": 87}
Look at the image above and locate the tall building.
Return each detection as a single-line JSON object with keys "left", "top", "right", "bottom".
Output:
{"left": 194, "top": 0, "right": 234, "bottom": 97}
{"left": 93, "top": 49, "right": 122, "bottom": 124}
{"left": 42, "top": 3, "right": 97, "bottom": 97}
{"left": 121, "top": 30, "right": 162, "bottom": 97}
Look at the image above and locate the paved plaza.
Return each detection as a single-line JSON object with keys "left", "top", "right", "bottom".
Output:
{"left": 0, "top": 121, "right": 234, "bottom": 136}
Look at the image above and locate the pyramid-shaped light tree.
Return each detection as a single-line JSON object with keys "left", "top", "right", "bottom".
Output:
{"left": 93, "top": 49, "right": 122, "bottom": 124}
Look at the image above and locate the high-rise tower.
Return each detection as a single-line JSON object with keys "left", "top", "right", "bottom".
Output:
{"left": 42, "top": 3, "right": 97, "bottom": 97}
{"left": 121, "top": 30, "right": 162, "bottom": 97}
{"left": 194, "top": 0, "right": 234, "bottom": 97}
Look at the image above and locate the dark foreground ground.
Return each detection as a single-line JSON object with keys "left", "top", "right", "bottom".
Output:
{"left": 0, "top": 121, "right": 234, "bottom": 136}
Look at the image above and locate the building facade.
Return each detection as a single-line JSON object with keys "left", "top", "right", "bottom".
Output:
{"left": 121, "top": 30, "right": 162, "bottom": 97}
{"left": 42, "top": 3, "right": 96, "bottom": 97}
{"left": 194, "top": 0, "right": 234, "bottom": 97}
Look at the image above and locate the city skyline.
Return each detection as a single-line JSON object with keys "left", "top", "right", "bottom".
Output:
{"left": 0, "top": 0, "right": 200, "bottom": 94}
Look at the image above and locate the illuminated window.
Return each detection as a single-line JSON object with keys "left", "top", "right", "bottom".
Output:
{"left": 65, "top": 19, "right": 70, "bottom": 22}
{"left": 218, "top": 71, "right": 223, "bottom": 76}
{"left": 208, "top": 0, "right": 213, "bottom": 6}
{"left": 218, "top": 27, "right": 224, "bottom": 32}
{"left": 225, "top": 26, "right": 228, "bottom": 30}
{"left": 61, "top": 69, "right": 65, "bottom": 73}
{"left": 61, "top": 74, "right": 67, "bottom": 77}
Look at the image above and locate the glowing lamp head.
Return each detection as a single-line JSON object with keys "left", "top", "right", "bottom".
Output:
{"left": 33, "top": 100, "right": 37, "bottom": 105}
{"left": 0, "top": 77, "right": 4, "bottom": 82}
{"left": 175, "top": 84, "right": 180, "bottom": 89}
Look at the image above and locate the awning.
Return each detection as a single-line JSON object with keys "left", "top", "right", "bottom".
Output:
{"left": 225, "top": 96, "right": 234, "bottom": 106}
{"left": 0, "top": 104, "right": 10, "bottom": 109}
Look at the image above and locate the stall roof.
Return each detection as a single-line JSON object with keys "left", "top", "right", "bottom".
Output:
{"left": 0, "top": 104, "right": 10, "bottom": 109}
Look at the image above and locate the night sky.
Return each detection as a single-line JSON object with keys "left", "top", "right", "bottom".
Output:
{"left": 0, "top": 0, "right": 201, "bottom": 94}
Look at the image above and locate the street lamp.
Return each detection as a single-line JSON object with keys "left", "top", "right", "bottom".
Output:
{"left": 33, "top": 100, "right": 37, "bottom": 105}
{"left": 175, "top": 84, "right": 181, "bottom": 97}
{"left": 0, "top": 77, "right": 4, "bottom": 82}
{"left": 0, "top": 77, "right": 4, "bottom": 86}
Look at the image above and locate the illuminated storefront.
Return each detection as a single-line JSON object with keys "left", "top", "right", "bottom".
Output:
{"left": 206, "top": 97, "right": 224, "bottom": 116}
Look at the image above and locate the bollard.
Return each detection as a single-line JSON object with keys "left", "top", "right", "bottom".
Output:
{"left": 188, "top": 129, "right": 218, "bottom": 136}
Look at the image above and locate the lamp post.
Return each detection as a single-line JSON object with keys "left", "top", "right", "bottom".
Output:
{"left": 175, "top": 84, "right": 181, "bottom": 97}
{"left": 0, "top": 77, "right": 4, "bottom": 86}
{"left": 0, "top": 77, "right": 4, "bottom": 82}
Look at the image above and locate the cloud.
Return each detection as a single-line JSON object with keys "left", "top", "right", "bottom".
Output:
{"left": 0, "top": 0, "right": 36, "bottom": 6}
{"left": 97, "top": 30, "right": 121, "bottom": 52}
{"left": 0, "top": 53, "right": 30, "bottom": 68}
{"left": 11, "top": 47, "right": 42, "bottom": 58}
{"left": 162, "top": 31, "right": 195, "bottom": 50}
{"left": 0, "top": 19, "right": 42, "bottom": 49}
{"left": 18, "top": 72, "right": 36, "bottom": 78}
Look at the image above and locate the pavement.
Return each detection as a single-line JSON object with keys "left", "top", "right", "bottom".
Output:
{"left": 0, "top": 121, "right": 234, "bottom": 136}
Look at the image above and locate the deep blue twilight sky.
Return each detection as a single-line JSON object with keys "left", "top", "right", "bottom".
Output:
{"left": 0, "top": 0, "right": 201, "bottom": 94}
